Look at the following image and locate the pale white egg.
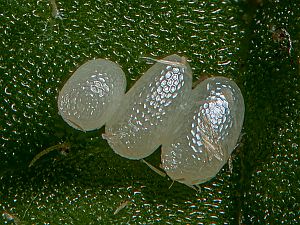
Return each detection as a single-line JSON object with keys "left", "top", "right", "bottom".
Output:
{"left": 58, "top": 56, "right": 245, "bottom": 187}
{"left": 103, "top": 54, "right": 193, "bottom": 159}
{"left": 161, "top": 77, "right": 245, "bottom": 186}
{"left": 58, "top": 59, "right": 126, "bottom": 131}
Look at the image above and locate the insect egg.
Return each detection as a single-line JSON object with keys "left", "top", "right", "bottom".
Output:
{"left": 57, "top": 56, "right": 245, "bottom": 188}
{"left": 103, "top": 54, "right": 193, "bottom": 160}
{"left": 58, "top": 59, "right": 126, "bottom": 131}
{"left": 161, "top": 76, "right": 245, "bottom": 186}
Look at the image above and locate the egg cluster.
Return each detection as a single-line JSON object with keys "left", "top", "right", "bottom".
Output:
{"left": 58, "top": 54, "right": 244, "bottom": 186}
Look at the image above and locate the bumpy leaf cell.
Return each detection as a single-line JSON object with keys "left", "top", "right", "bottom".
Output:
{"left": 0, "top": 0, "right": 299, "bottom": 224}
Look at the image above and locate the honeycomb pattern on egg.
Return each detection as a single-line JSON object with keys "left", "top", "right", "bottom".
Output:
{"left": 59, "top": 72, "right": 111, "bottom": 119}
{"left": 161, "top": 77, "right": 244, "bottom": 185}
{"left": 58, "top": 59, "right": 126, "bottom": 131}
{"left": 146, "top": 65, "right": 185, "bottom": 116}
{"left": 58, "top": 56, "right": 244, "bottom": 186}
{"left": 104, "top": 54, "right": 193, "bottom": 160}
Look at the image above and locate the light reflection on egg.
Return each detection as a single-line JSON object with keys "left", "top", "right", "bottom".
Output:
{"left": 161, "top": 77, "right": 244, "bottom": 186}
{"left": 58, "top": 55, "right": 244, "bottom": 186}
{"left": 58, "top": 59, "right": 126, "bottom": 131}
{"left": 103, "top": 54, "right": 193, "bottom": 160}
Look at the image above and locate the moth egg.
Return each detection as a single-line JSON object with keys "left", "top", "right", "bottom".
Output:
{"left": 58, "top": 59, "right": 126, "bottom": 131}
{"left": 161, "top": 76, "right": 245, "bottom": 186}
{"left": 103, "top": 54, "right": 193, "bottom": 160}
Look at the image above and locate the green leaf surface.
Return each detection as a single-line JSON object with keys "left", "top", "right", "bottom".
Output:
{"left": 0, "top": 0, "right": 299, "bottom": 224}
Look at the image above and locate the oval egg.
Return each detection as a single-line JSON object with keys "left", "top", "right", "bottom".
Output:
{"left": 161, "top": 76, "right": 245, "bottom": 186}
{"left": 58, "top": 59, "right": 126, "bottom": 131}
{"left": 103, "top": 54, "right": 193, "bottom": 159}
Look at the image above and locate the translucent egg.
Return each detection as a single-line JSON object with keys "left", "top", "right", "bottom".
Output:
{"left": 161, "top": 77, "right": 245, "bottom": 186}
{"left": 58, "top": 59, "right": 126, "bottom": 131}
{"left": 57, "top": 56, "right": 245, "bottom": 187}
{"left": 103, "top": 54, "right": 193, "bottom": 159}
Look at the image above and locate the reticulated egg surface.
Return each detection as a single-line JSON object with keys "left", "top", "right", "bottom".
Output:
{"left": 58, "top": 59, "right": 126, "bottom": 131}
{"left": 104, "top": 55, "right": 192, "bottom": 160}
{"left": 161, "top": 77, "right": 244, "bottom": 185}
{"left": 59, "top": 71, "right": 111, "bottom": 119}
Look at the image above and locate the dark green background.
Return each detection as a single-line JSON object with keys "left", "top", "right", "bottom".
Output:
{"left": 0, "top": 0, "right": 299, "bottom": 224}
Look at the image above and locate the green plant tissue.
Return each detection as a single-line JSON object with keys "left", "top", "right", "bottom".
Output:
{"left": 0, "top": 0, "right": 299, "bottom": 224}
